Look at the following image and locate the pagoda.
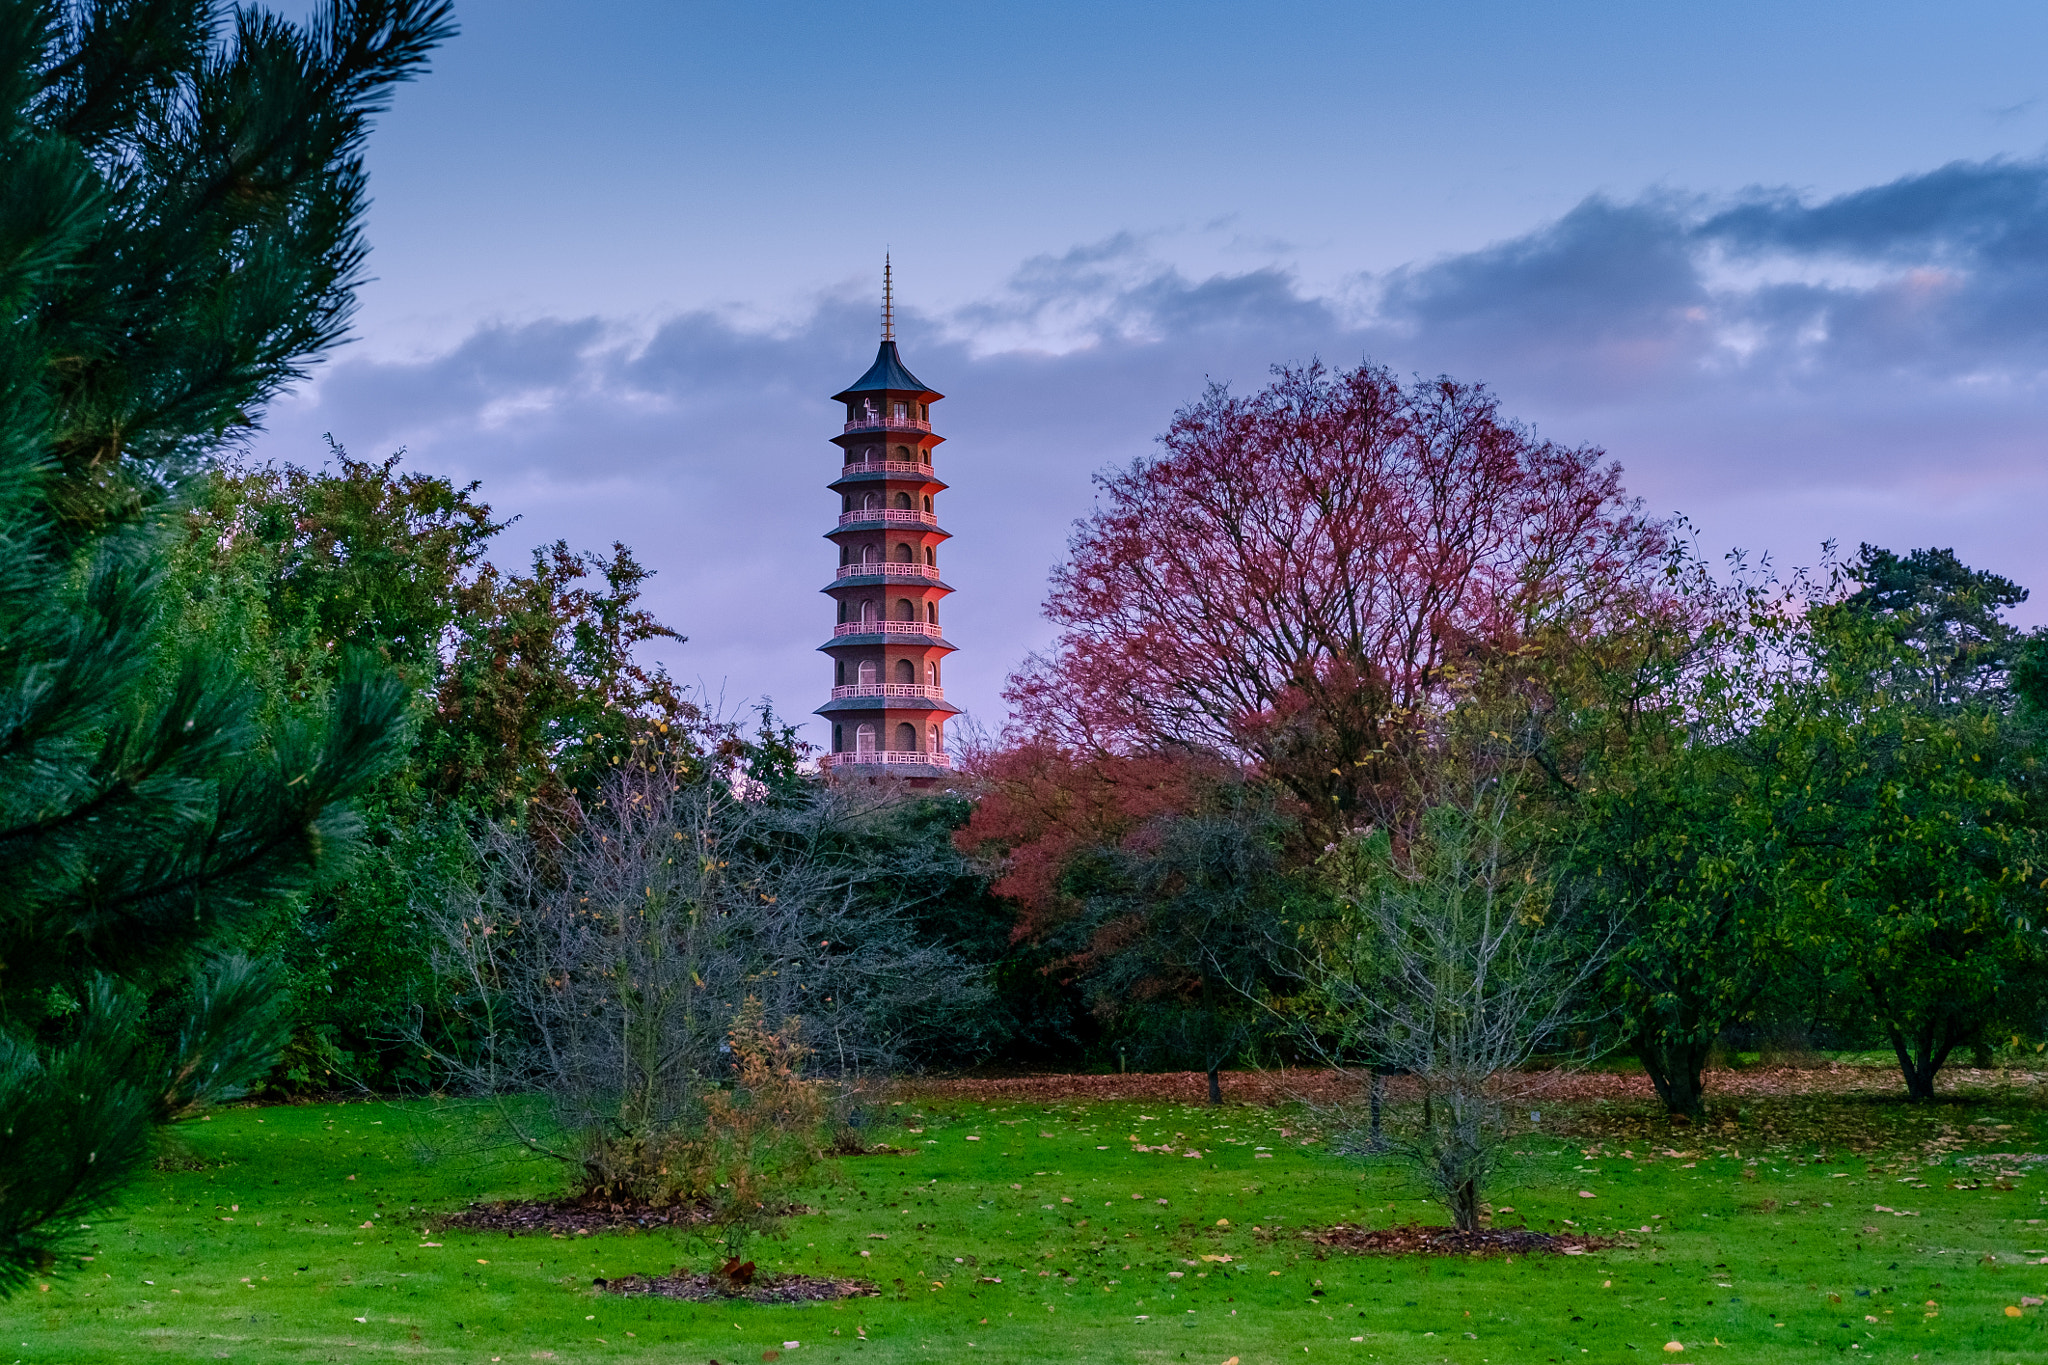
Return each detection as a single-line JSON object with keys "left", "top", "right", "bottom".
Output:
{"left": 816, "top": 259, "right": 956, "bottom": 777}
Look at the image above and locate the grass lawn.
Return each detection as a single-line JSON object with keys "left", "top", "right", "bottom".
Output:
{"left": 9, "top": 1072, "right": 2048, "bottom": 1363}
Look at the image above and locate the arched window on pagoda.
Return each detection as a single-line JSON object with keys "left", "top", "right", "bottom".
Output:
{"left": 856, "top": 723, "right": 876, "bottom": 754}
{"left": 929, "top": 724, "right": 941, "bottom": 753}
{"left": 862, "top": 599, "right": 878, "bottom": 624}
{"left": 893, "top": 490, "right": 913, "bottom": 510}
{"left": 895, "top": 598, "right": 915, "bottom": 621}
{"left": 893, "top": 542, "right": 913, "bottom": 562}
{"left": 895, "top": 659, "right": 915, "bottom": 685}
{"left": 925, "top": 601, "right": 938, "bottom": 624}
{"left": 863, "top": 490, "right": 880, "bottom": 511}
{"left": 895, "top": 722, "right": 918, "bottom": 752}
{"left": 923, "top": 494, "right": 933, "bottom": 513}
{"left": 858, "top": 659, "right": 877, "bottom": 686}
{"left": 925, "top": 546, "right": 935, "bottom": 566}
{"left": 927, "top": 660, "right": 938, "bottom": 686}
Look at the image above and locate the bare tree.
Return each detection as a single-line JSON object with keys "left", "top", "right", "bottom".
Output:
{"left": 414, "top": 746, "right": 988, "bottom": 1208}
{"left": 1304, "top": 779, "right": 1605, "bottom": 1231}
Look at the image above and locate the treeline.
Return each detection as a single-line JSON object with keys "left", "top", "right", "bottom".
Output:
{"left": 963, "top": 363, "right": 2048, "bottom": 1124}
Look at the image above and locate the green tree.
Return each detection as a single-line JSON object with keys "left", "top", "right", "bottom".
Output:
{"left": 162, "top": 447, "right": 702, "bottom": 1089}
{"left": 1834, "top": 543, "right": 2028, "bottom": 710}
{"left": 1788, "top": 561, "right": 2046, "bottom": 1100}
{"left": 1525, "top": 538, "right": 1804, "bottom": 1121}
{"left": 1569, "top": 735, "right": 1793, "bottom": 1119}
{"left": 0, "top": 0, "right": 450, "bottom": 1289}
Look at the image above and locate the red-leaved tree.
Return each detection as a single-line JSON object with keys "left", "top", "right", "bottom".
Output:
{"left": 1005, "top": 361, "right": 1668, "bottom": 830}
{"left": 959, "top": 740, "right": 1228, "bottom": 942}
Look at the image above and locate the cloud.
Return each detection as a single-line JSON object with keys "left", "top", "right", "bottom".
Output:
{"left": 252, "top": 157, "right": 2048, "bottom": 745}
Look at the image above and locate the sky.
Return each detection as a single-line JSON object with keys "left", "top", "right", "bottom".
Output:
{"left": 252, "top": 0, "right": 2048, "bottom": 747}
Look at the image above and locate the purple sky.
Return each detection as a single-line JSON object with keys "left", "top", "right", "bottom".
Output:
{"left": 251, "top": 1, "right": 2048, "bottom": 747}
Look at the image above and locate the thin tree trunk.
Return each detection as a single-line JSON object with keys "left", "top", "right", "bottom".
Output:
{"left": 1369, "top": 1070, "right": 1385, "bottom": 1150}
{"left": 1206, "top": 1066, "right": 1222, "bottom": 1105}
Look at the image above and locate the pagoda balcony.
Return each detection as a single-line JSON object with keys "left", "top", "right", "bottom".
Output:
{"left": 822, "top": 750, "right": 952, "bottom": 770}
{"left": 841, "top": 457, "right": 933, "bottom": 476}
{"left": 836, "top": 561, "right": 940, "bottom": 581}
{"left": 830, "top": 682, "right": 946, "bottom": 701}
{"left": 839, "top": 508, "right": 937, "bottom": 528}
{"left": 844, "top": 415, "right": 931, "bottom": 434}
{"left": 833, "top": 620, "right": 943, "bottom": 638}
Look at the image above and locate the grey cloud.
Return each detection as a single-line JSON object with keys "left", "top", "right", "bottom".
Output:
{"left": 251, "top": 157, "right": 2048, "bottom": 746}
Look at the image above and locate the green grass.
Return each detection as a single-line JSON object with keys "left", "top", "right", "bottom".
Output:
{"left": 9, "top": 1083, "right": 2048, "bottom": 1362}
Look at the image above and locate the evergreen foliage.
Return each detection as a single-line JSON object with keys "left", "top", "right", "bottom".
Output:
{"left": 0, "top": 0, "right": 451, "bottom": 1291}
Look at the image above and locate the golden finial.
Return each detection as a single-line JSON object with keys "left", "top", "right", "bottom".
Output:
{"left": 882, "top": 253, "right": 894, "bottom": 342}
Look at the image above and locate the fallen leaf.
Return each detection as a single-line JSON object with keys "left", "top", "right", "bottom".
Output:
{"left": 2006, "top": 1306, "right": 2023, "bottom": 1318}
{"left": 1663, "top": 1343, "right": 1684, "bottom": 1353}
{"left": 1578, "top": 1191, "right": 1597, "bottom": 1199}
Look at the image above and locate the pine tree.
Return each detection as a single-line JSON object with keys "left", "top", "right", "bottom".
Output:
{"left": 0, "top": 0, "right": 454, "bottom": 1290}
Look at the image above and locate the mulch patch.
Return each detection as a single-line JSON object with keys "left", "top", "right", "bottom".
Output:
{"left": 440, "top": 1196, "right": 801, "bottom": 1236}
{"left": 1308, "top": 1223, "right": 1618, "bottom": 1258}
{"left": 442, "top": 1198, "right": 710, "bottom": 1236}
{"left": 596, "top": 1270, "right": 878, "bottom": 1303}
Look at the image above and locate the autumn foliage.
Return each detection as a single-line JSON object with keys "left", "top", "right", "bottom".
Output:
{"left": 957, "top": 740, "right": 1233, "bottom": 941}
{"left": 1005, "top": 361, "right": 1668, "bottom": 829}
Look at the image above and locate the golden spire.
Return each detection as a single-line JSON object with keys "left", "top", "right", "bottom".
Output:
{"left": 882, "top": 253, "right": 894, "bottom": 342}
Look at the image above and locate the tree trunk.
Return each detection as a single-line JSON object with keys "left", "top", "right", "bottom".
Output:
{"left": 1886, "top": 1020, "right": 1957, "bottom": 1102}
{"left": 1637, "top": 1035, "right": 1711, "bottom": 1121}
{"left": 1206, "top": 1066, "right": 1222, "bottom": 1105}
{"left": 1368, "top": 1070, "right": 1385, "bottom": 1151}
{"left": 1450, "top": 1176, "right": 1479, "bottom": 1232}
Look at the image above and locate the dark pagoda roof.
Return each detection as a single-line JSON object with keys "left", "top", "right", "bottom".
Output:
{"left": 832, "top": 340, "right": 942, "bottom": 403}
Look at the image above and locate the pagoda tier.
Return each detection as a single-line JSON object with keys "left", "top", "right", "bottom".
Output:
{"left": 816, "top": 263, "right": 956, "bottom": 779}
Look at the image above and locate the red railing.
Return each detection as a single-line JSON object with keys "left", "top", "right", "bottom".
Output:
{"left": 836, "top": 561, "right": 939, "bottom": 581}
{"left": 832, "top": 620, "right": 942, "bottom": 638}
{"left": 821, "top": 750, "right": 952, "bottom": 769}
{"left": 841, "top": 458, "right": 934, "bottom": 477}
{"left": 829, "top": 683, "right": 945, "bottom": 700}
{"left": 839, "top": 508, "right": 937, "bottom": 528}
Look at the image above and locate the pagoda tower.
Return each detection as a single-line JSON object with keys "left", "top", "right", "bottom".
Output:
{"left": 817, "top": 260, "right": 957, "bottom": 777}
